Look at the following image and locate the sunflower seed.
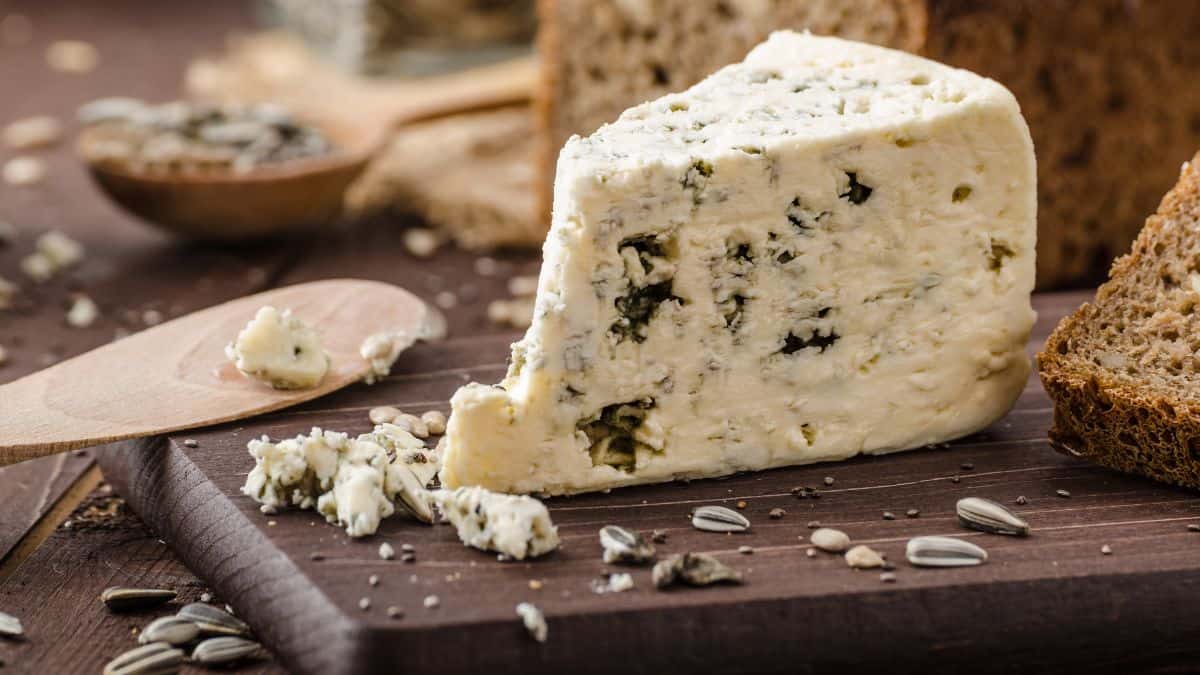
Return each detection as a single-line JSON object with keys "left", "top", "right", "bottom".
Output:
{"left": 956, "top": 497, "right": 1030, "bottom": 536}
{"left": 190, "top": 636, "right": 266, "bottom": 665}
{"left": 176, "top": 602, "right": 249, "bottom": 637}
{"left": 905, "top": 536, "right": 988, "bottom": 567}
{"left": 103, "top": 642, "right": 185, "bottom": 675}
{"left": 652, "top": 553, "right": 743, "bottom": 589}
{"left": 101, "top": 587, "right": 177, "bottom": 612}
{"left": 809, "top": 528, "right": 851, "bottom": 553}
{"left": 844, "top": 545, "right": 885, "bottom": 569}
{"left": 515, "top": 602, "right": 548, "bottom": 643}
{"left": 691, "top": 505, "right": 750, "bottom": 533}
{"left": 387, "top": 462, "right": 434, "bottom": 524}
{"left": 598, "top": 525, "right": 656, "bottom": 564}
{"left": 137, "top": 616, "right": 199, "bottom": 646}
{"left": 0, "top": 611, "right": 22, "bottom": 638}
{"left": 1056, "top": 489, "right": 1071, "bottom": 498}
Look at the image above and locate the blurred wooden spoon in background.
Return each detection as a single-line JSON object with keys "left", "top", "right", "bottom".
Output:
{"left": 77, "top": 55, "right": 534, "bottom": 241}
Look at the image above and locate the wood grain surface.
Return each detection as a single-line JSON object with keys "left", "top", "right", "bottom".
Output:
{"left": 94, "top": 292, "right": 1200, "bottom": 675}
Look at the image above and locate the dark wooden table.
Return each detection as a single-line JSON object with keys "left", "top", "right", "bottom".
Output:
{"left": 0, "top": 2, "right": 538, "bottom": 672}
{"left": 2, "top": 3, "right": 1193, "bottom": 675}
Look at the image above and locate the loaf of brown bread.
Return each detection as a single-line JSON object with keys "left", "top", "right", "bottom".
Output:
{"left": 1039, "top": 152, "right": 1200, "bottom": 488}
{"left": 536, "top": 0, "right": 1200, "bottom": 289}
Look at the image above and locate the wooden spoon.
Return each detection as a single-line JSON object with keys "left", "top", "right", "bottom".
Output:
{"left": 0, "top": 279, "right": 431, "bottom": 467}
{"left": 78, "top": 56, "right": 535, "bottom": 241}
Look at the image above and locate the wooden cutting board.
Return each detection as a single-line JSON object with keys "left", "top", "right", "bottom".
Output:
{"left": 95, "top": 291, "right": 1200, "bottom": 675}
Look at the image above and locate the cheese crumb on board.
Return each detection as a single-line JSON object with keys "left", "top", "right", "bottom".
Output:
{"left": 225, "top": 306, "right": 329, "bottom": 390}
{"left": 66, "top": 295, "right": 99, "bottom": 328}
{"left": 20, "top": 231, "right": 84, "bottom": 282}
{"left": 440, "top": 32, "right": 1036, "bottom": 496}
{"left": 242, "top": 423, "right": 439, "bottom": 537}
{"left": 430, "top": 487, "right": 559, "bottom": 560}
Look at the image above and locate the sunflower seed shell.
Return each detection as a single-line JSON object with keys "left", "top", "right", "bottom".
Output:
{"left": 103, "top": 642, "right": 185, "bottom": 675}
{"left": 138, "top": 616, "right": 200, "bottom": 646}
{"left": 177, "top": 602, "right": 250, "bottom": 637}
{"left": 691, "top": 505, "right": 750, "bottom": 533}
{"left": 653, "top": 553, "right": 742, "bottom": 589}
{"left": 101, "top": 587, "right": 177, "bottom": 612}
{"left": 190, "top": 636, "right": 266, "bottom": 665}
{"left": 599, "top": 525, "right": 656, "bottom": 564}
{"left": 956, "top": 497, "right": 1030, "bottom": 536}
{"left": 906, "top": 536, "right": 988, "bottom": 567}
{"left": 0, "top": 610, "right": 22, "bottom": 638}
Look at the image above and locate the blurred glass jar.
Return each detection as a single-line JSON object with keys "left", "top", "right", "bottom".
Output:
{"left": 264, "top": 0, "right": 535, "bottom": 76}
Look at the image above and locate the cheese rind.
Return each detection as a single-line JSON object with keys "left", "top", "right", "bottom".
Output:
{"left": 441, "top": 32, "right": 1037, "bottom": 496}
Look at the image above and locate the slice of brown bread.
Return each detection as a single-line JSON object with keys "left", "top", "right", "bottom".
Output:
{"left": 1039, "top": 152, "right": 1200, "bottom": 489}
{"left": 537, "top": 0, "right": 1200, "bottom": 289}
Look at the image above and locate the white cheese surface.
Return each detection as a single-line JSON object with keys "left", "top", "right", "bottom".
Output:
{"left": 441, "top": 31, "right": 1037, "bottom": 495}
{"left": 225, "top": 306, "right": 329, "bottom": 390}
{"left": 242, "top": 424, "right": 437, "bottom": 537}
{"left": 431, "top": 487, "right": 559, "bottom": 560}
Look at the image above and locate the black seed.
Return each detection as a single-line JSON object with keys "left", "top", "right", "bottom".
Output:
{"left": 1056, "top": 489, "right": 1071, "bottom": 498}
{"left": 823, "top": 477, "right": 834, "bottom": 486}
{"left": 882, "top": 511, "right": 895, "bottom": 520}
{"left": 1015, "top": 496, "right": 1028, "bottom": 505}
{"left": 880, "top": 572, "right": 897, "bottom": 583}
{"left": 1187, "top": 524, "right": 1200, "bottom": 533}
{"left": 960, "top": 462, "right": 975, "bottom": 471}
{"left": 806, "top": 520, "right": 821, "bottom": 529}
{"left": 905, "top": 509, "right": 920, "bottom": 518}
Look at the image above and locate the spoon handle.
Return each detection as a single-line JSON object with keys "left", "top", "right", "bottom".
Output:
{"left": 365, "top": 55, "right": 537, "bottom": 128}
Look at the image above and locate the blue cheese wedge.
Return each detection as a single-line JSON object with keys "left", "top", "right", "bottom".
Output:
{"left": 225, "top": 306, "right": 329, "bottom": 390}
{"left": 440, "top": 32, "right": 1036, "bottom": 496}
{"left": 431, "top": 487, "right": 559, "bottom": 560}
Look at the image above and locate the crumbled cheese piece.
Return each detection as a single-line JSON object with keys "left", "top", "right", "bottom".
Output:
{"left": 225, "top": 306, "right": 329, "bottom": 390}
{"left": 593, "top": 572, "right": 635, "bottom": 594}
{"left": 430, "top": 486, "right": 559, "bottom": 560}
{"left": 506, "top": 275, "right": 539, "bottom": 297}
{"left": 2, "top": 115, "right": 62, "bottom": 150}
{"left": 38, "top": 231, "right": 84, "bottom": 268}
{"left": 66, "top": 295, "right": 99, "bottom": 328}
{"left": 20, "top": 253, "right": 54, "bottom": 283}
{"left": 359, "top": 330, "right": 416, "bottom": 385}
{"left": 242, "top": 424, "right": 436, "bottom": 537}
{"left": 402, "top": 228, "right": 441, "bottom": 258}
{"left": 46, "top": 40, "right": 99, "bottom": 73}
{"left": 440, "top": 32, "right": 1036, "bottom": 496}
{"left": 3, "top": 156, "right": 46, "bottom": 185}
{"left": 486, "top": 298, "right": 535, "bottom": 329}
{"left": 473, "top": 257, "right": 499, "bottom": 276}
{"left": 515, "top": 602, "right": 547, "bottom": 643}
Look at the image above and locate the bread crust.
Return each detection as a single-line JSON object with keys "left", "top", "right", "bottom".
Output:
{"left": 1038, "top": 153, "right": 1200, "bottom": 489}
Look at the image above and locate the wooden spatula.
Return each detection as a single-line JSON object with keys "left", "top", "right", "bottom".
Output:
{"left": 0, "top": 279, "right": 431, "bottom": 466}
